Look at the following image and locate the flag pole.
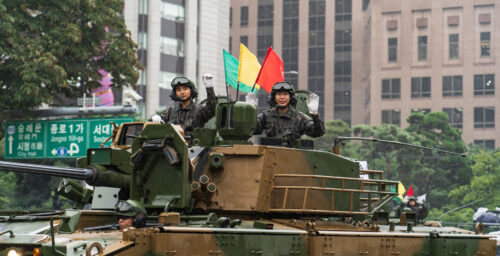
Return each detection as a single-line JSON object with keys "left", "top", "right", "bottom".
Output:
{"left": 236, "top": 81, "right": 240, "bottom": 102}
{"left": 251, "top": 83, "right": 257, "bottom": 93}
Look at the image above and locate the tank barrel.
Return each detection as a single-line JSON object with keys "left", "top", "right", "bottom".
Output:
{"left": 0, "top": 160, "right": 93, "bottom": 180}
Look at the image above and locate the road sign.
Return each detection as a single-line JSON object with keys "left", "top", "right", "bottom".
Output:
{"left": 4, "top": 117, "right": 134, "bottom": 159}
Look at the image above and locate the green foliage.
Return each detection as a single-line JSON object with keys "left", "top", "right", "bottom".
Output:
{"left": 0, "top": 0, "right": 141, "bottom": 114}
{"left": 315, "top": 111, "right": 474, "bottom": 218}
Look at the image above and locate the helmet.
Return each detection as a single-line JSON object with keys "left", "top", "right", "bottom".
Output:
{"left": 268, "top": 82, "right": 297, "bottom": 107}
{"left": 115, "top": 199, "right": 147, "bottom": 217}
{"left": 169, "top": 77, "right": 198, "bottom": 101}
{"left": 115, "top": 200, "right": 147, "bottom": 228}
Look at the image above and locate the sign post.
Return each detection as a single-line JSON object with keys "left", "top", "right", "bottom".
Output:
{"left": 4, "top": 117, "right": 134, "bottom": 159}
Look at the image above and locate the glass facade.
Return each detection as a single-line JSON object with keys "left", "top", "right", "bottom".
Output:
{"left": 255, "top": 0, "right": 274, "bottom": 114}
{"left": 308, "top": 0, "right": 326, "bottom": 117}
{"left": 334, "top": 0, "right": 351, "bottom": 123}
{"left": 282, "top": 0, "right": 299, "bottom": 88}
{"left": 159, "top": 0, "right": 185, "bottom": 107}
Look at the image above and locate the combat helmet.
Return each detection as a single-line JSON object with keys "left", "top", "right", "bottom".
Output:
{"left": 268, "top": 82, "right": 297, "bottom": 107}
{"left": 115, "top": 199, "right": 147, "bottom": 228}
{"left": 169, "top": 76, "right": 198, "bottom": 101}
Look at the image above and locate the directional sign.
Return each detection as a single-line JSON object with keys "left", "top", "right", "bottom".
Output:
{"left": 4, "top": 117, "right": 134, "bottom": 159}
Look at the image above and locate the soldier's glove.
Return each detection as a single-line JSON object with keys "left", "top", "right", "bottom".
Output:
{"left": 202, "top": 73, "right": 214, "bottom": 88}
{"left": 245, "top": 92, "right": 258, "bottom": 107}
{"left": 151, "top": 114, "right": 165, "bottom": 124}
{"left": 306, "top": 93, "right": 320, "bottom": 115}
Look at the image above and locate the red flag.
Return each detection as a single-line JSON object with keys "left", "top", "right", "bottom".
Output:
{"left": 255, "top": 47, "right": 284, "bottom": 93}
{"left": 406, "top": 185, "right": 414, "bottom": 197}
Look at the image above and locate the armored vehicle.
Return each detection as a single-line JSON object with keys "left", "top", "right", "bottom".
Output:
{"left": 0, "top": 99, "right": 497, "bottom": 255}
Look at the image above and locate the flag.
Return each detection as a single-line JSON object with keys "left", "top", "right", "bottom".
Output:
{"left": 255, "top": 47, "right": 284, "bottom": 93}
{"left": 91, "top": 69, "right": 114, "bottom": 106}
{"left": 417, "top": 194, "right": 426, "bottom": 204}
{"left": 395, "top": 182, "right": 406, "bottom": 203}
{"left": 222, "top": 50, "right": 255, "bottom": 93}
{"left": 238, "top": 44, "right": 261, "bottom": 91}
{"left": 406, "top": 185, "right": 414, "bottom": 197}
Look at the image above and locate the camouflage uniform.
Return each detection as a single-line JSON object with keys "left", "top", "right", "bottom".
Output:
{"left": 160, "top": 87, "right": 217, "bottom": 134}
{"left": 255, "top": 107, "right": 325, "bottom": 147}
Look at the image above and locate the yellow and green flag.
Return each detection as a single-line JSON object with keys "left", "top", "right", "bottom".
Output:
{"left": 238, "top": 44, "right": 261, "bottom": 91}
{"left": 391, "top": 181, "right": 406, "bottom": 203}
{"left": 222, "top": 49, "right": 257, "bottom": 93}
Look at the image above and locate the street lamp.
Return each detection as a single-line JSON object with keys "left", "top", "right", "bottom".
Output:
{"left": 284, "top": 70, "right": 298, "bottom": 75}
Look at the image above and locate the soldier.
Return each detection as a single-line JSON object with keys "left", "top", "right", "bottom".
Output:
{"left": 396, "top": 197, "right": 428, "bottom": 223}
{"left": 115, "top": 200, "right": 147, "bottom": 230}
{"left": 249, "top": 82, "right": 325, "bottom": 147}
{"left": 151, "top": 74, "right": 217, "bottom": 135}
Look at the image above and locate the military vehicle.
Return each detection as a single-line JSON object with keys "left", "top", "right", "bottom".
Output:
{"left": 0, "top": 98, "right": 497, "bottom": 255}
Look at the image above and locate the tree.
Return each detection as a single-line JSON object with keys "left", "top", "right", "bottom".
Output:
{"left": 0, "top": 0, "right": 141, "bottom": 114}
{"left": 405, "top": 112, "right": 471, "bottom": 207}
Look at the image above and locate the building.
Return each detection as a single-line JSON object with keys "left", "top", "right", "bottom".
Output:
{"left": 362, "top": 0, "right": 499, "bottom": 149}
{"left": 124, "top": 0, "right": 230, "bottom": 118}
{"left": 230, "top": 0, "right": 499, "bottom": 149}
{"left": 230, "top": 0, "right": 354, "bottom": 122}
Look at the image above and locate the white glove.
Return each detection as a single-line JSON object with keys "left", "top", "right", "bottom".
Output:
{"left": 245, "top": 92, "right": 258, "bottom": 107}
{"left": 151, "top": 114, "right": 164, "bottom": 124}
{"left": 306, "top": 93, "right": 320, "bottom": 115}
{"left": 202, "top": 73, "right": 214, "bottom": 88}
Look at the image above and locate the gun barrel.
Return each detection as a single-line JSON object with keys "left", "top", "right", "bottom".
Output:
{"left": 0, "top": 160, "right": 93, "bottom": 181}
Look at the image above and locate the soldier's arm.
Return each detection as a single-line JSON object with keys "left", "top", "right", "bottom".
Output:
{"left": 302, "top": 113, "right": 325, "bottom": 138}
{"left": 197, "top": 87, "right": 217, "bottom": 125}
{"left": 254, "top": 112, "right": 265, "bottom": 135}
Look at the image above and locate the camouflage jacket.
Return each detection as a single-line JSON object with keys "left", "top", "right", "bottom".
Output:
{"left": 160, "top": 87, "right": 217, "bottom": 133}
{"left": 255, "top": 107, "right": 325, "bottom": 147}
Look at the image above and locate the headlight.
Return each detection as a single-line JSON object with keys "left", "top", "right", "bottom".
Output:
{"left": 7, "top": 249, "right": 21, "bottom": 256}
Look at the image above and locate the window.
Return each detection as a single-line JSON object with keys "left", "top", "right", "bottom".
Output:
{"left": 240, "top": 36, "right": 248, "bottom": 46}
{"left": 381, "top": 78, "right": 400, "bottom": 99}
{"left": 411, "top": 77, "right": 431, "bottom": 98}
{"left": 474, "top": 140, "right": 495, "bottom": 151}
{"left": 138, "top": 70, "right": 147, "bottom": 85}
{"left": 335, "top": 29, "right": 352, "bottom": 52}
{"left": 388, "top": 38, "right": 397, "bottom": 62}
{"left": 137, "top": 32, "right": 147, "bottom": 50}
{"left": 449, "top": 34, "right": 459, "bottom": 59}
{"left": 230, "top": 7, "right": 232, "bottom": 27}
{"left": 229, "top": 37, "right": 232, "bottom": 54}
{"left": 443, "top": 108, "right": 463, "bottom": 129}
{"left": 480, "top": 32, "right": 490, "bottom": 57}
{"left": 418, "top": 36, "right": 427, "bottom": 61}
{"left": 474, "top": 74, "right": 494, "bottom": 95}
{"left": 442, "top": 76, "right": 462, "bottom": 97}
{"left": 161, "top": 2, "right": 185, "bottom": 22}
{"left": 381, "top": 109, "right": 401, "bottom": 126}
{"left": 474, "top": 107, "right": 495, "bottom": 128}
{"left": 160, "top": 37, "right": 184, "bottom": 57}
{"left": 240, "top": 6, "right": 249, "bottom": 26}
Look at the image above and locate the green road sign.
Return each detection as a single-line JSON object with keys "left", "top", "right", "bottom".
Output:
{"left": 4, "top": 117, "right": 134, "bottom": 159}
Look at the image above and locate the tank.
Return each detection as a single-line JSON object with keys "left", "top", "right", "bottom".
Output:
{"left": 0, "top": 100, "right": 497, "bottom": 256}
